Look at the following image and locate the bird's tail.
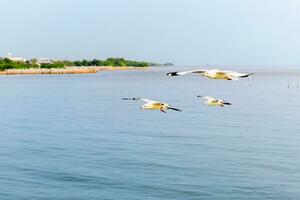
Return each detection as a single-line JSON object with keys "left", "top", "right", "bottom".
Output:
{"left": 223, "top": 102, "right": 232, "bottom": 105}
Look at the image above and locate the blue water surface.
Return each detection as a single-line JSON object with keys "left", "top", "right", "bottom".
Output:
{"left": 0, "top": 66, "right": 300, "bottom": 200}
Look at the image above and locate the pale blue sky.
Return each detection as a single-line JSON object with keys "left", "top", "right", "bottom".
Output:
{"left": 0, "top": 0, "right": 299, "bottom": 65}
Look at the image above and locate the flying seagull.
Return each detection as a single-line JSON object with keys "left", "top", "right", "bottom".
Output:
{"left": 197, "top": 96, "right": 232, "bottom": 107}
{"left": 167, "top": 69, "right": 253, "bottom": 80}
{"left": 122, "top": 97, "right": 182, "bottom": 113}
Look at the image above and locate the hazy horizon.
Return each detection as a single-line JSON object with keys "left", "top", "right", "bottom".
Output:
{"left": 1, "top": 0, "right": 300, "bottom": 66}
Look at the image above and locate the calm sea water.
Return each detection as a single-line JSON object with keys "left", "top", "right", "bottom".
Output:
{"left": 0, "top": 66, "right": 300, "bottom": 200}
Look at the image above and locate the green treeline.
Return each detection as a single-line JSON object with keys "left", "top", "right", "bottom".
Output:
{"left": 0, "top": 57, "right": 161, "bottom": 71}
{"left": 0, "top": 58, "right": 64, "bottom": 71}
{"left": 0, "top": 58, "right": 35, "bottom": 71}
{"left": 63, "top": 58, "right": 159, "bottom": 67}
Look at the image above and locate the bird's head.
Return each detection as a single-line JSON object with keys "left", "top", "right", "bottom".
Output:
{"left": 204, "top": 71, "right": 210, "bottom": 76}
{"left": 161, "top": 103, "right": 169, "bottom": 109}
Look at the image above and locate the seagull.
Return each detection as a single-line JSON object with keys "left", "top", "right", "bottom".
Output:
{"left": 197, "top": 95, "right": 231, "bottom": 107}
{"left": 122, "top": 97, "right": 182, "bottom": 113}
{"left": 167, "top": 69, "right": 253, "bottom": 80}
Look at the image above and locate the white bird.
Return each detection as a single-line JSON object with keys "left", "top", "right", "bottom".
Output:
{"left": 197, "top": 96, "right": 231, "bottom": 107}
{"left": 167, "top": 69, "right": 253, "bottom": 80}
{"left": 122, "top": 97, "right": 182, "bottom": 113}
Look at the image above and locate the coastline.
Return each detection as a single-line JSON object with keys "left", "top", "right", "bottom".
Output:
{"left": 0, "top": 66, "right": 147, "bottom": 75}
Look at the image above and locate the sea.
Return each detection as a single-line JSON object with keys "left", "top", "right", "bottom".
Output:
{"left": 0, "top": 66, "right": 300, "bottom": 200}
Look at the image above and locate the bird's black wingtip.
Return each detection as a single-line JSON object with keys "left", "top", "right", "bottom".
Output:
{"left": 166, "top": 72, "right": 179, "bottom": 76}
{"left": 168, "top": 107, "right": 182, "bottom": 112}
{"left": 122, "top": 97, "right": 140, "bottom": 100}
{"left": 241, "top": 73, "right": 254, "bottom": 78}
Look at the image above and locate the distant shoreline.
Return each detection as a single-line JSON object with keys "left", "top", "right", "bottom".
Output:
{"left": 0, "top": 66, "right": 147, "bottom": 75}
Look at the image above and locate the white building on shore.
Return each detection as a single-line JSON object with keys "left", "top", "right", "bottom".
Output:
{"left": 37, "top": 58, "right": 53, "bottom": 65}
{"left": 7, "top": 53, "right": 27, "bottom": 62}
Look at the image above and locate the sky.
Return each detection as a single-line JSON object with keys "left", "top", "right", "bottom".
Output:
{"left": 0, "top": 0, "right": 300, "bottom": 65}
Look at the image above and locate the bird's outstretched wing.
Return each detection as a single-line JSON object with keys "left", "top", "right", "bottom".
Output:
{"left": 166, "top": 70, "right": 207, "bottom": 76}
{"left": 224, "top": 71, "right": 254, "bottom": 78}
{"left": 121, "top": 97, "right": 159, "bottom": 103}
{"left": 203, "top": 96, "right": 217, "bottom": 101}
